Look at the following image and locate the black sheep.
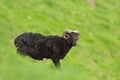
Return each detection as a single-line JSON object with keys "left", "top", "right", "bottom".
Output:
{"left": 14, "top": 29, "right": 79, "bottom": 67}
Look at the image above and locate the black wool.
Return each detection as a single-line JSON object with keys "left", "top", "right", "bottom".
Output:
{"left": 14, "top": 30, "right": 79, "bottom": 67}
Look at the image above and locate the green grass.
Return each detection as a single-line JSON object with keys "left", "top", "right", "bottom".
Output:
{"left": 0, "top": 0, "right": 120, "bottom": 80}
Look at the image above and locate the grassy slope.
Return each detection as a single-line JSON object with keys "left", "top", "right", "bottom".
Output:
{"left": 0, "top": 0, "right": 120, "bottom": 80}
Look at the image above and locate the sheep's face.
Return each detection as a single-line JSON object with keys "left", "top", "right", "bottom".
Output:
{"left": 63, "top": 30, "right": 80, "bottom": 46}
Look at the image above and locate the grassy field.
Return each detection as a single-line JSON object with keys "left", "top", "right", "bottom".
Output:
{"left": 0, "top": 0, "right": 120, "bottom": 80}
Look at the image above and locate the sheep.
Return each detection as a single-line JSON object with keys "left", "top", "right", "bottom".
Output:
{"left": 14, "top": 29, "right": 80, "bottom": 67}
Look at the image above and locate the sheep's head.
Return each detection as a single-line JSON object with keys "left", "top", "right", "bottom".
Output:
{"left": 62, "top": 29, "right": 80, "bottom": 46}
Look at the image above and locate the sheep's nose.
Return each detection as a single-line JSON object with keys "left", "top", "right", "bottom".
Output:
{"left": 72, "top": 42, "right": 76, "bottom": 46}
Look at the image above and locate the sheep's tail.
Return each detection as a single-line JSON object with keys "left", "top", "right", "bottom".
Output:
{"left": 14, "top": 37, "right": 39, "bottom": 59}
{"left": 14, "top": 35, "right": 29, "bottom": 56}
{"left": 17, "top": 46, "right": 29, "bottom": 56}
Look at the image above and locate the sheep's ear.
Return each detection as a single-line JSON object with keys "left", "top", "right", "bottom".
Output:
{"left": 63, "top": 32, "right": 70, "bottom": 40}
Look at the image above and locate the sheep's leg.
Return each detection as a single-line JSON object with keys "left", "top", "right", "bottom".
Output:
{"left": 52, "top": 58, "right": 60, "bottom": 68}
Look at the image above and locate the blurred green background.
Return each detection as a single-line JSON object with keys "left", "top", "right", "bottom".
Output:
{"left": 0, "top": 0, "right": 120, "bottom": 80}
